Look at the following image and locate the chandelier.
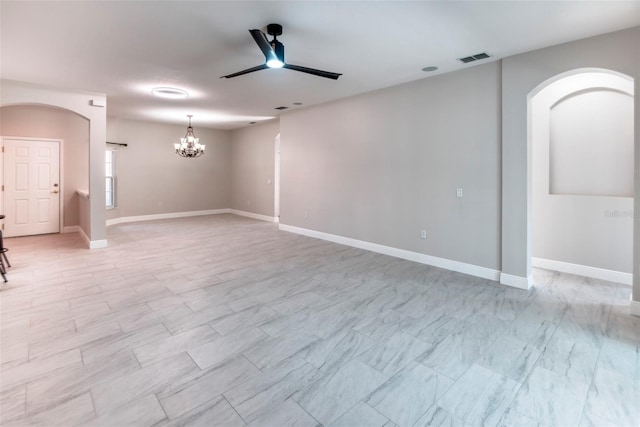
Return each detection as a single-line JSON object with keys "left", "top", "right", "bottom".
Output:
{"left": 174, "top": 115, "right": 205, "bottom": 158}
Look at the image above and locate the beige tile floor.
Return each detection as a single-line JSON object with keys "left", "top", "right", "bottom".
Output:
{"left": 0, "top": 214, "right": 638, "bottom": 426}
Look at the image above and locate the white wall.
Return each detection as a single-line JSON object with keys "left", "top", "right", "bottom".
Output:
{"left": 229, "top": 120, "right": 279, "bottom": 218}
{"left": 106, "top": 118, "right": 231, "bottom": 219}
{"left": 532, "top": 73, "right": 633, "bottom": 276}
{"left": 280, "top": 62, "right": 502, "bottom": 271}
{"left": 635, "top": 61, "right": 640, "bottom": 315}
{"left": 0, "top": 105, "right": 89, "bottom": 229}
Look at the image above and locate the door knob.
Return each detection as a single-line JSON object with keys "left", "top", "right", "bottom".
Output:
{"left": 52, "top": 189, "right": 59, "bottom": 194}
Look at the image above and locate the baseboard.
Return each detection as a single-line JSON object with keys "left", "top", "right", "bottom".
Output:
{"left": 532, "top": 257, "right": 631, "bottom": 286}
{"left": 278, "top": 223, "right": 501, "bottom": 282}
{"left": 500, "top": 272, "right": 532, "bottom": 290}
{"left": 89, "top": 239, "right": 108, "bottom": 249}
{"left": 63, "top": 225, "right": 80, "bottom": 233}
{"left": 229, "top": 209, "right": 278, "bottom": 223}
{"left": 630, "top": 299, "right": 640, "bottom": 317}
{"left": 76, "top": 227, "right": 107, "bottom": 249}
{"left": 106, "top": 209, "right": 277, "bottom": 226}
{"left": 106, "top": 209, "right": 230, "bottom": 226}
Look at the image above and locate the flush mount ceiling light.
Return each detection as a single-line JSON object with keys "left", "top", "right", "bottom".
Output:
{"left": 422, "top": 66, "right": 438, "bottom": 72}
{"left": 151, "top": 87, "right": 189, "bottom": 99}
{"left": 174, "top": 115, "right": 205, "bottom": 158}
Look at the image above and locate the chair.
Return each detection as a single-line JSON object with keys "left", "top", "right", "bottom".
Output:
{"left": 0, "top": 230, "right": 10, "bottom": 282}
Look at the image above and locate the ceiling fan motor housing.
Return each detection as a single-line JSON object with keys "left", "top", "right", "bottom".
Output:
{"left": 267, "top": 23, "right": 283, "bottom": 37}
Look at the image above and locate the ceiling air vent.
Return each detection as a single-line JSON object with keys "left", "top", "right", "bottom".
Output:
{"left": 274, "top": 106, "right": 289, "bottom": 110}
{"left": 458, "top": 52, "right": 491, "bottom": 64}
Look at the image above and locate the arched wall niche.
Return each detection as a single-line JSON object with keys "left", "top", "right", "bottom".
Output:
{"left": 527, "top": 68, "right": 634, "bottom": 283}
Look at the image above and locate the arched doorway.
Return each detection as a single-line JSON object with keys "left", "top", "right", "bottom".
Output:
{"left": 0, "top": 104, "right": 90, "bottom": 237}
{"left": 528, "top": 69, "right": 634, "bottom": 285}
{"left": 0, "top": 81, "right": 107, "bottom": 247}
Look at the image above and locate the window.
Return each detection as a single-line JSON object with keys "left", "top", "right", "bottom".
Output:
{"left": 105, "top": 150, "right": 116, "bottom": 208}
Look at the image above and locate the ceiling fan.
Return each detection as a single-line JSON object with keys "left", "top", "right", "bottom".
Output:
{"left": 221, "top": 23, "right": 342, "bottom": 80}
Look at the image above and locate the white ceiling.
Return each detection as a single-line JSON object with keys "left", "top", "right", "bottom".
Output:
{"left": 1, "top": 1, "right": 639, "bottom": 130}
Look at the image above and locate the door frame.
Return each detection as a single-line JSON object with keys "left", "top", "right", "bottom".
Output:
{"left": 1, "top": 136, "right": 65, "bottom": 236}
{"left": 274, "top": 133, "right": 281, "bottom": 222}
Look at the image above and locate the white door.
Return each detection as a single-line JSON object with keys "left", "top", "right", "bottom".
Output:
{"left": 3, "top": 139, "right": 61, "bottom": 237}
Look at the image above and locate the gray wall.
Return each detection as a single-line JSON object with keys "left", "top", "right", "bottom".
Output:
{"left": 3, "top": 28, "right": 637, "bottom": 301}
{"left": 280, "top": 62, "right": 502, "bottom": 270}
{"left": 501, "top": 27, "right": 639, "bottom": 283}
{"left": 230, "top": 120, "right": 279, "bottom": 217}
{"left": 0, "top": 104, "right": 89, "bottom": 228}
{"left": 79, "top": 195, "right": 90, "bottom": 238}
{"left": 106, "top": 118, "right": 231, "bottom": 219}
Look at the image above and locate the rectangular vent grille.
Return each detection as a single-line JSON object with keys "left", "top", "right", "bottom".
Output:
{"left": 458, "top": 52, "right": 491, "bottom": 64}
{"left": 274, "top": 106, "right": 289, "bottom": 110}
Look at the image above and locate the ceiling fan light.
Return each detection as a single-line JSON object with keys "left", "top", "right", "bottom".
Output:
{"left": 266, "top": 59, "right": 284, "bottom": 68}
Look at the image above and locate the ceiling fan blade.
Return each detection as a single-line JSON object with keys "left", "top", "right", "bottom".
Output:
{"left": 283, "top": 64, "right": 342, "bottom": 80}
{"left": 220, "top": 64, "right": 268, "bottom": 79}
{"left": 249, "top": 29, "right": 279, "bottom": 63}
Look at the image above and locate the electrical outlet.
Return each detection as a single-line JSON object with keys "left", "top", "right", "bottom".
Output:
{"left": 456, "top": 188, "right": 463, "bottom": 198}
{"left": 304, "top": 211, "right": 308, "bottom": 219}
{"left": 420, "top": 230, "right": 427, "bottom": 239}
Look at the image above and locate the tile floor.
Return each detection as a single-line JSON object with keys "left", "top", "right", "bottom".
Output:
{"left": 0, "top": 214, "right": 638, "bottom": 426}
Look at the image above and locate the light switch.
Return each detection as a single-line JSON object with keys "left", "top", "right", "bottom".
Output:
{"left": 456, "top": 188, "right": 463, "bottom": 198}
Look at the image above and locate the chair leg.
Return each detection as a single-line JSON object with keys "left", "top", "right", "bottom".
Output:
{"left": 2, "top": 251, "right": 10, "bottom": 268}
{"left": 0, "top": 259, "right": 6, "bottom": 283}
